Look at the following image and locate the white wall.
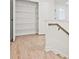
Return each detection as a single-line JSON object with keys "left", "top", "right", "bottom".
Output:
{"left": 29, "top": 0, "right": 69, "bottom": 57}
{"left": 29, "top": 0, "right": 55, "bottom": 34}
{"left": 29, "top": 0, "right": 69, "bottom": 34}
{"left": 11, "top": 0, "right": 55, "bottom": 38}
{"left": 45, "top": 20, "right": 69, "bottom": 57}
{"left": 10, "top": 0, "right": 55, "bottom": 39}
{"left": 11, "top": 0, "right": 69, "bottom": 34}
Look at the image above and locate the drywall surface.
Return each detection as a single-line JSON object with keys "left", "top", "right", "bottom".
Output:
{"left": 45, "top": 20, "right": 69, "bottom": 57}
{"left": 29, "top": 0, "right": 69, "bottom": 56}
{"left": 11, "top": 0, "right": 55, "bottom": 37}
{"left": 29, "top": 0, "right": 55, "bottom": 34}
{"left": 29, "top": 0, "right": 68, "bottom": 34}
{"left": 11, "top": 0, "right": 68, "bottom": 37}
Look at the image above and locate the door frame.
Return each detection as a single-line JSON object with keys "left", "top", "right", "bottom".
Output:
{"left": 13, "top": 0, "right": 39, "bottom": 41}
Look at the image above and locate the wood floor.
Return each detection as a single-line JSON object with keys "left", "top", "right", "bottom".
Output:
{"left": 10, "top": 34, "right": 67, "bottom": 59}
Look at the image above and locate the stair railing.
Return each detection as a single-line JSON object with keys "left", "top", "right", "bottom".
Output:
{"left": 48, "top": 23, "right": 69, "bottom": 35}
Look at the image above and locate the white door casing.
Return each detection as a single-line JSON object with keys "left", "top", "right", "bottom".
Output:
{"left": 13, "top": 0, "right": 16, "bottom": 41}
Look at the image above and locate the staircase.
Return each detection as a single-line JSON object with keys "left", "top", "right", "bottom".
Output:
{"left": 10, "top": 34, "right": 68, "bottom": 59}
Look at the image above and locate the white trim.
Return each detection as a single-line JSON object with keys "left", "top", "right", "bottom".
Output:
{"left": 13, "top": 0, "right": 15, "bottom": 41}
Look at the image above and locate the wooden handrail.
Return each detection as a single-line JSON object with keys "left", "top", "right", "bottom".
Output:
{"left": 48, "top": 23, "right": 69, "bottom": 35}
